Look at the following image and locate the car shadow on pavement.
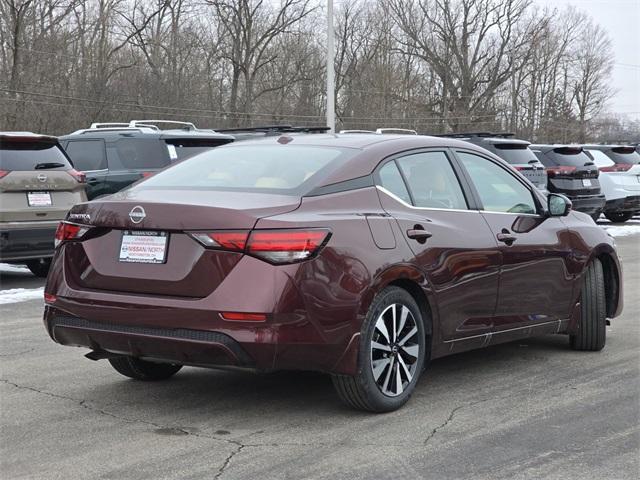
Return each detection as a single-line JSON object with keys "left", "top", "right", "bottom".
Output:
{"left": 83, "top": 333, "right": 575, "bottom": 419}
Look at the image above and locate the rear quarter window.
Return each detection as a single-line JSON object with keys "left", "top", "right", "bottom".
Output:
{"left": 0, "top": 140, "right": 72, "bottom": 171}
{"left": 64, "top": 140, "right": 107, "bottom": 171}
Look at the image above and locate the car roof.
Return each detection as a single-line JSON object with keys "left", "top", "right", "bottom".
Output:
{"left": 582, "top": 144, "right": 635, "bottom": 151}
{"left": 59, "top": 129, "right": 234, "bottom": 141}
{"left": 529, "top": 144, "right": 585, "bottom": 152}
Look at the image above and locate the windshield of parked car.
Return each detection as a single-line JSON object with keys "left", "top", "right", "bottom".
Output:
{"left": 493, "top": 143, "right": 539, "bottom": 165}
{"left": 137, "top": 144, "right": 355, "bottom": 194}
{"left": 164, "top": 138, "right": 232, "bottom": 161}
{"left": 0, "top": 140, "right": 72, "bottom": 171}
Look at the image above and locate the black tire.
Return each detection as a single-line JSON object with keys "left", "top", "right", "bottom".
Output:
{"left": 604, "top": 212, "right": 633, "bottom": 223}
{"left": 108, "top": 356, "right": 182, "bottom": 380}
{"left": 332, "top": 286, "right": 428, "bottom": 413}
{"left": 570, "top": 258, "right": 606, "bottom": 351}
{"left": 25, "top": 258, "right": 52, "bottom": 278}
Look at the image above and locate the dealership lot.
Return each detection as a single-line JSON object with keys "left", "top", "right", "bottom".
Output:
{"left": 1, "top": 222, "right": 638, "bottom": 480}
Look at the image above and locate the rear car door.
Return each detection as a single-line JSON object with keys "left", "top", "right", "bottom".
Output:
{"left": 454, "top": 150, "right": 574, "bottom": 329}
{"left": 375, "top": 149, "right": 501, "bottom": 344}
{"left": 63, "top": 139, "right": 108, "bottom": 200}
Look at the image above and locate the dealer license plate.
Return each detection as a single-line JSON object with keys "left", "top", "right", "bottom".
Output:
{"left": 119, "top": 231, "right": 168, "bottom": 264}
{"left": 27, "top": 191, "right": 52, "bottom": 207}
{"left": 582, "top": 179, "right": 592, "bottom": 187}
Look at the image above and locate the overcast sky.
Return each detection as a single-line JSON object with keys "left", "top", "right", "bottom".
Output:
{"left": 534, "top": 0, "right": 640, "bottom": 119}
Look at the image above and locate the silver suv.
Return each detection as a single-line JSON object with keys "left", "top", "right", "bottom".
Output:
{"left": 0, "top": 132, "right": 87, "bottom": 276}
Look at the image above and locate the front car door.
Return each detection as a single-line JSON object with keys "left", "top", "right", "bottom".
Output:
{"left": 453, "top": 150, "right": 574, "bottom": 334}
{"left": 374, "top": 149, "right": 502, "bottom": 356}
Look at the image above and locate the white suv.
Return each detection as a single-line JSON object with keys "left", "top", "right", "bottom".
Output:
{"left": 584, "top": 145, "right": 640, "bottom": 223}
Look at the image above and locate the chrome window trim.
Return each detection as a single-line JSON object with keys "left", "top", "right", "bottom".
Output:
{"left": 376, "top": 186, "right": 479, "bottom": 214}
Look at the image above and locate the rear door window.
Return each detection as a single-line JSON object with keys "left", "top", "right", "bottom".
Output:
{"left": 64, "top": 140, "right": 107, "bottom": 171}
{"left": 115, "top": 138, "right": 171, "bottom": 169}
{"left": 395, "top": 151, "right": 468, "bottom": 209}
{"left": 0, "top": 140, "right": 71, "bottom": 171}
{"left": 457, "top": 152, "right": 537, "bottom": 215}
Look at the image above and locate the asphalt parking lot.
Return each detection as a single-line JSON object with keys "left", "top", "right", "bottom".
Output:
{"left": 1, "top": 220, "right": 639, "bottom": 480}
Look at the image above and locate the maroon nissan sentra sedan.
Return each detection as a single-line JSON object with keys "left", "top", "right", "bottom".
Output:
{"left": 43, "top": 133, "right": 623, "bottom": 412}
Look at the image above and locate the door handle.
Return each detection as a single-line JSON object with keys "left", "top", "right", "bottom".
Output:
{"left": 497, "top": 231, "right": 517, "bottom": 244}
{"left": 87, "top": 177, "right": 100, "bottom": 185}
{"left": 407, "top": 229, "right": 432, "bottom": 240}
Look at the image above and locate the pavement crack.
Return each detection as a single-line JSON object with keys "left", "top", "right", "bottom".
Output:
{"left": 424, "top": 404, "right": 466, "bottom": 445}
{"left": 214, "top": 444, "right": 246, "bottom": 480}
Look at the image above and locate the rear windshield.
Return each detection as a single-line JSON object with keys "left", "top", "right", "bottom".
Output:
{"left": 607, "top": 147, "right": 640, "bottom": 165}
{"left": 585, "top": 149, "right": 614, "bottom": 168}
{"left": 547, "top": 147, "right": 594, "bottom": 167}
{"left": 0, "top": 140, "right": 72, "bottom": 171}
{"left": 164, "top": 138, "right": 232, "bottom": 161}
{"left": 115, "top": 138, "right": 171, "bottom": 169}
{"left": 137, "top": 145, "right": 355, "bottom": 194}
{"left": 493, "top": 143, "right": 538, "bottom": 165}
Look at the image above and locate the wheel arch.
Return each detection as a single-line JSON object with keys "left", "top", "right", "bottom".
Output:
{"left": 589, "top": 243, "right": 623, "bottom": 318}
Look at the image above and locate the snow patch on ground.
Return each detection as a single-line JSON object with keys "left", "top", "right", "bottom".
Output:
{"left": 0, "top": 263, "right": 30, "bottom": 274}
{"left": 604, "top": 224, "right": 640, "bottom": 238}
{"left": 0, "top": 287, "right": 44, "bottom": 305}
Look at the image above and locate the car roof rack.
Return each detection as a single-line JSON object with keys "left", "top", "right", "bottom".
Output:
{"left": 339, "top": 129, "right": 376, "bottom": 134}
{"left": 434, "top": 132, "right": 515, "bottom": 139}
{"left": 216, "top": 125, "right": 331, "bottom": 134}
{"left": 129, "top": 120, "right": 198, "bottom": 131}
{"left": 375, "top": 128, "right": 417, "bottom": 135}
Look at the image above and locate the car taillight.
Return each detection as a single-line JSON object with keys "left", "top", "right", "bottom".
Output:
{"left": 68, "top": 169, "right": 86, "bottom": 183}
{"left": 599, "top": 163, "right": 633, "bottom": 172}
{"left": 44, "top": 293, "right": 57, "bottom": 304}
{"left": 220, "top": 312, "right": 267, "bottom": 322}
{"left": 190, "top": 231, "right": 249, "bottom": 251}
{"left": 190, "top": 228, "right": 331, "bottom": 264}
{"left": 141, "top": 171, "right": 155, "bottom": 178}
{"left": 246, "top": 229, "right": 331, "bottom": 264}
{"left": 54, "top": 221, "right": 90, "bottom": 247}
{"left": 0, "top": 169, "right": 9, "bottom": 179}
{"left": 546, "top": 166, "right": 577, "bottom": 177}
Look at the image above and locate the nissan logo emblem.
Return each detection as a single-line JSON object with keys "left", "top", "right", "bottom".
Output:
{"left": 129, "top": 206, "right": 146, "bottom": 224}
{"left": 37, "top": 174, "right": 47, "bottom": 183}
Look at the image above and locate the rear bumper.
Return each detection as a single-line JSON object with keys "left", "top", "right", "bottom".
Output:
{"left": 43, "top": 301, "right": 360, "bottom": 375}
{"left": 604, "top": 195, "right": 640, "bottom": 213}
{"left": 0, "top": 222, "right": 58, "bottom": 261}
{"left": 567, "top": 194, "right": 606, "bottom": 215}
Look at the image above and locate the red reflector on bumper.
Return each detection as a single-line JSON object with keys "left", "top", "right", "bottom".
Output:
{"left": 220, "top": 312, "right": 267, "bottom": 322}
{"left": 44, "top": 293, "right": 57, "bottom": 304}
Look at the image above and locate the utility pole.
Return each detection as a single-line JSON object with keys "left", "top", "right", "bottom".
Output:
{"left": 326, "top": 0, "right": 336, "bottom": 132}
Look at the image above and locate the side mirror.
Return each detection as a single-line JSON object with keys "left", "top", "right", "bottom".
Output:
{"left": 548, "top": 193, "right": 572, "bottom": 217}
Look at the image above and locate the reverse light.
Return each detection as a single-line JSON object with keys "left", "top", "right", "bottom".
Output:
{"left": 546, "top": 166, "right": 577, "bottom": 177}
{"left": 68, "top": 169, "right": 86, "bottom": 183}
{"left": 599, "top": 163, "right": 633, "bottom": 173}
{"left": 220, "top": 312, "right": 267, "bottom": 322}
{"left": 54, "top": 221, "right": 90, "bottom": 247}
{"left": 246, "top": 229, "right": 331, "bottom": 264}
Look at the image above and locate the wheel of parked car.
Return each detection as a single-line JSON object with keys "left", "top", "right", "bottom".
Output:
{"left": 570, "top": 258, "right": 606, "bottom": 351}
{"left": 25, "top": 258, "right": 52, "bottom": 278}
{"left": 108, "top": 357, "right": 182, "bottom": 381}
{"left": 590, "top": 213, "right": 601, "bottom": 222}
{"left": 332, "top": 286, "right": 427, "bottom": 412}
{"left": 604, "top": 212, "right": 633, "bottom": 223}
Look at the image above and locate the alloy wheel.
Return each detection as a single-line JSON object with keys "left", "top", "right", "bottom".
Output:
{"left": 370, "top": 303, "right": 420, "bottom": 397}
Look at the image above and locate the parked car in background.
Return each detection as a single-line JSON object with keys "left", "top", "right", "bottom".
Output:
{"left": 582, "top": 145, "right": 640, "bottom": 223}
{"left": 60, "top": 120, "right": 234, "bottom": 200}
{"left": 530, "top": 144, "right": 605, "bottom": 220}
{"left": 0, "top": 132, "right": 87, "bottom": 276}
{"left": 44, "top": 134, "right": 622, "bottom": 412}
{"left": 436, "top": 133, "right": 548, "bottom": 192}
